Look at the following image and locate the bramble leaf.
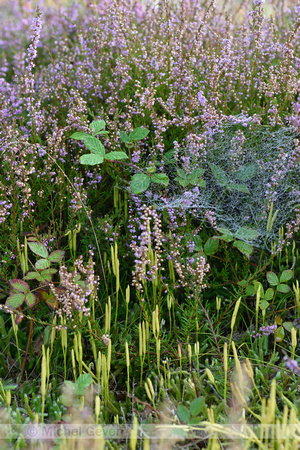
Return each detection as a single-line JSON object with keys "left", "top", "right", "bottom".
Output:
{"left": 177, "top": 405, "right": 191, "bottom": 423}
{"left": 24, "top": 292, "right": 36, "bottom": 307}
{"left": 267, "top": 271, "right": 279, "bottom": 286}
{"left": 120, "top": 131, "right": 130, "bottom": 143}
{"left": 89, "top": 120, "right": 105, "bottom": 134}
{"left": 81, "top": 136, "right": 105, "bottom": 155}
{"left": 80, "top": 154, "right": 103, "bottom": 165}
{"left": 190, "top": 397, "right": 205, "bottom": 417}
{"left": 130, "top": 174, "right": 150, "bottom": 194}
{"left": 234, "top": 227, "right": 260, "bottom": 241}
{"left": 6, "top": 293, "right": 25, "bottom": 309}
{"left": 9, "top": 279, "right": 30, "bottom": 293}
{"left": 35, "top": 259, "right": 50, "bottom": 270}
{"left": 48, "top": 250, "right": 65, "bottom": 263}
{"left": 277, "top": 283, "right": 289, "bottom": 293}
{"left": 233, "top": 240, "right": 253, "bottom": 258}
{"left": 129, "top": 127, "right": 149, "bottom": 141}
{"left": 235, "top": 163, "right": 257, "bottom": 181}
{"left": 151, "top": 173, "right": 169, "bottom": 186}
{"left": 204, "top": 238, "right": 219, "bottom": 255}
{"left": 103, "top": 151, "right": 128, "bottom": 161}
{"left": 209, "top": 163, "right": 228, "bottom": 186}
{"left": 280, "top": 270, "right": 293, "bottom": 283}
{"left": 28, "top": 242, "right": 49, "bottom": 259}
{"left": 70, "top": 132, "right": 90, "bottom": 140}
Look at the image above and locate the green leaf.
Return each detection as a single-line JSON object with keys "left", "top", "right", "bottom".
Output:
{"left": 35, "top": 259, "right": 50, "bottom": 270}
{"left": 175, "top": 176, "right": 189, "bottom": 188}
{"left": 24, "top": 272, "right": 40, "bottom": 281}
{"left": 227, "top": 184, "right": 250, "bottom": 194}
{"left": 103, "top": 151, "right": 128, "bottom": 161}
{"left": 75, "top": 374, "right": 92, "bottom": 395}
{"left": 81, "top": 136, "right": 105, "bottom": 155}
{"left": 266, "top": 272, "right": 279, "bottom": 286}
{"left": 177, "top": 168, "right": 187, "bottom": 179}
{"left": 89, "top": 120, "right": 105, "bottom": 134}
{"left": 217, "top": 227, "right": 234, "bottom": 237}
{"left": 6, "top": 293, "right": 25, "bottom": 309}
{"left": 28, "top": 242, "right": 49, "bottom": 259}
{"left": 70, "top": 132, "right": 90, "bottom": 140}
{"left": 129, "top": 127, "right": 150, "bottom": 141}
{"left": 177, "top": 405, "right": 191, "bottom": 423}
{"left": 48, "top": 250, "right": 65, "bottom": 263}
{"left": 24, "top": 292, "right": 36, "bottom": 308}
{"left": 233, "top": 240, "right": 253, "bottom": 258}
{"left": 209, "top": 163, "right": 228, "bottom": 187}
{"left": 120, "top": 131, "right": 130, "bottom": 143}
{"left": 264, "top": 288, "right": 274, "bottom": 301}
{"left": 204, "top": 238, "right": 219, "bottom": 255}
{"left": 190, "top": 397, "right": 205, "bottom": 417}
{"left": 280, "top": 270, "right": 293, "bottom": 283}
{"left": 235, "top": 163, "right": 257, "bottom": 181}
{"left": 193, "top": 235, "right": 202, "bottom": 251}
{"left": 130, "top": 174, "right": 150, "bottom": 194}
{"left": 197, "top": 179, "right": 206, "bottom": 188}
{"left": 187, "top": 168, "right": 206, "bottom": 185}
{"left": 163, "top": 150, "right": 175, "bottom": 164}
{"left": 151, "top": 173, "right": 169, "bottom": 187}
{"left": 9, "top": 279, "right": 30, "bottom": 293}
{"left": 245, "top": 285, "right": 255, "bottom": 296}
{"left": 259, "top": 300, "right": 269, "bottom": 310}
{"left": 254, "top": 282, "right": 264, "bottom": 298}
{"left": 277, "top": 283, "right": 290, "bottom": 293}
{"left": 41, "top": 269, "right": 57, "bottom": 275}
{"left": 275, "top": 326, "right": 284, "bottom": 343}
{"left": 234, "top": 227, "right": 260, "bottom": 241}
{"left": 283, "top": 322, "right": 294, "bottom": 332}
{"left": 80, "top": 154, "right": 103, "bottom": 165}
{"left": 214, "top": 234, "right": 234, "bottom": 242}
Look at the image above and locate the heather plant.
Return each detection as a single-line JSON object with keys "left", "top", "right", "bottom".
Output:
{"left": 0, "top": 0, "right": 300, "bottom": 448}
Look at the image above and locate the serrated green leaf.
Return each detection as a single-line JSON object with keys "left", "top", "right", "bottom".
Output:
{"left": 75, "top": 374, "right": 92, "bottom": 395}
{"left": 190, "top": 397, "right": 205, "bottom": 417}
{"left": 28, "top": 242, "right": 49, "bottom": 259}
{"left": 175, "top": 176, "right": 189, "bottom": 188}
{"left": 130, "top": 174, "right": 150, "bottom": 194}
{"left": 283, "top": 322, "right": 294, "bottom": 332}
{"left": 245, "top": 285, "right": 255, "bottom": 296}
{"left": 234, "top": 227, "right": 260, "bottom": 241}
{"left": 233, "top": 240, "right": 253, "bottom": 258}
{"left": 103, "top": 151, "right": 128, "bottom": 161}
{"left": 24, "top": 272, "right": 40, "bottom": 281}
{"left": 35, "top": 259, "right": 50, "bottom": 270}
{"left": 277, "top": 283, "right": 290, "bottom": 293}
{"left": 48, "top": 250, "right": 65, "bottom": 263}
{"left": 204, "top": 238, "right": 219, "bottom": 255}
{"left": 209, "top": 163, "right": 228, "bottom": 186}
{"left": 254, "top": 282, "right": 264, "bottom": 298}
{"left": 197, "top": 179, "right": 206, "bottom": 188}
{"left": 163, "top": 150, "right": 175, "bottom": 164}
{"left": 177, "top": 168, "right": 187, "bottom": 179}
{"left": 275, "top": 326, "right": 284, "bottom": 342}
{"left": 259, "top": 300, "right": 269, "bottom": 310}
{"left": 42, "top": 269, "right": 57, "bottom": 275}
{"left": 264, "top": 288, "right": 274, "bottom": 301}
{"left": 151, "top": 173, "right": 169, "bottom": 187}
{"left": 280, "top": 270, "right": 293, "bottom": 283}
{"left": 70, "top": 132, "right": 90, "bottom": 140}
{"left": 89, "top": 120, "right": 105, "bottom": 134}
{"left": 227, "top": 184, "right": 250, "bottom": 194}
{"left": 81, "top": 136, "right": 105, "bottom": 155}
{"left": 9, "top": 279, "right": 30, "bottom": 293}
{"left": 266, "top": 271, "right": 279, "bottom": 286}
{"left": 177, "top": 405, "right": 191, "bottom": 423}
{"left": 193, "top": 235, "right": 203, "bottom": 251}
{"left": 217, "top": 227, "right": 234, "bottom": 236}
{"left": 24, "top": 292, "right": 36, "bottom": 307}
{"left": 129, "top": 127, "right": 150, "bottom": 141}
{"left": 235, "top": 164, "right": 257, "bottom": 181}
{"left": 6, "top": 293, "right": 25, "bottom": 309}
{"left": 187, "top": 168, "right": 206, "bottom": 184}
{"left": 120, "top": 131, "right": 130, "bottom": 143}
{"left": 80, "top": 154, "right": 103, "bottom": 165}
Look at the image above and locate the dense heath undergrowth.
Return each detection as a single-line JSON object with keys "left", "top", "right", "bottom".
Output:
{"left": 1, "top": 0, "right": 300, "bottom": 448}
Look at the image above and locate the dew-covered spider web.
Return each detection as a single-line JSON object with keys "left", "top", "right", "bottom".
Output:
{"left": 156, "top": 118, "right": 300, "bottom": 249}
